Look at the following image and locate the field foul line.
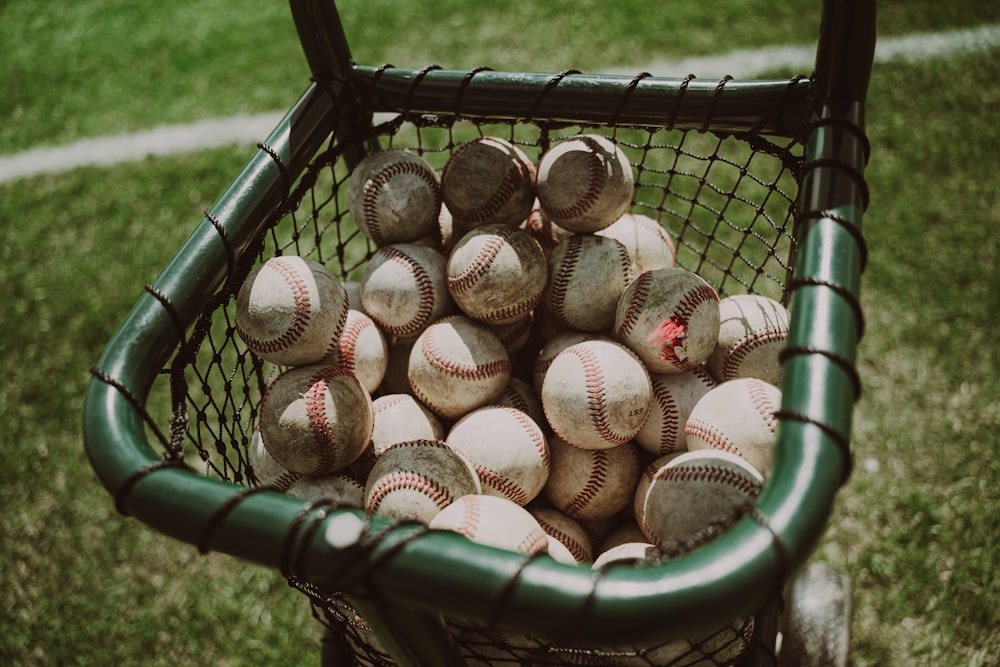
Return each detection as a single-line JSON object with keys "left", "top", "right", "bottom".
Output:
{"left": 2, "top": 23, "right": 999, "bottom": 185}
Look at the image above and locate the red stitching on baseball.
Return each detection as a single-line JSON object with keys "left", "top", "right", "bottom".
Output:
{"left": 322, "top": 297, "right": 354, "bottom": 361}
{"left": 650, "top": 379, "right": 681, "bottom": 455}
{"left": 507, "top": 406, "right": 549, "bottom": 469}
{"left": 615, "top": 270, "right": 653, "bottom": 341}
{"left": 447, "top": 227, "right": 514, "bottom": 295}
{"left": 237, "top": 257, "right": 312, "bottom": 355}
{"left": 567, "top": 344, "right": 633, "bottom": 446}
{"left": 534, "top": 516, "right": 589, "bottom": 563}
{"left": 362, "top": 158, "right": 440, "bottom": 246}
{"left": 723, "top": 326, "right": 787, "bottom": 381}
{"left": 747, "top": 378, "right": 779, "bottom": 432}
{"left": 455, "top": 495, "right": 481, "bottom": 537}
{"left": 443, "top": 139, "right": 532, "bottom": 223}
{"left": 518, "top": 527, "right": 548, "bottom": 555}
{"left": 474, "top": 465, "right": 529, "bottom": 506}
{"left": 543, "top": 136, "right": 605, "bottom": 222}
{"left": 564, "top": 449, "right": 609, "bottom": 517}
{"left": 421, "top": 325, "right": 511, "bottom": 381}
{"left": 304, "top": 367, "right": 352, "bottom": 473}
{"left": 656, "top": 463, "right": 762, "bottom": 497}
{"left": 478, "top": 300, "right": 537, "bottom": 324}
{"left": 377, "top": 245, "right": 436, "bottom": 335}
{"left": 548, "top": 236, "right": 583, "bottom": 328}
{"left": 366, "top": 470, "right": 455, "bottom": 514}
{"left": 685, "top": 418, "right": 741, "bottom": 458}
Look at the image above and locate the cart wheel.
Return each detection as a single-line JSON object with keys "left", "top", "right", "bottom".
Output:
{"left": 779, "top": 561, "right": 852, "bottom": 667}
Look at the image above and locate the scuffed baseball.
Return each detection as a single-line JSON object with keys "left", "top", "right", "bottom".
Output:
{"left": 707, "top": 293, "right": 790, "bottom": 386}
{"left": 235, "top": 255, "right": 349, "bottom": 367}
{"left": 351, "top": 393, "right": 445, "bottom": 482}
{"left": 634, "top": 449, "right": 764, "bottom": 549}
{"left": 347, "top": 149, "right": 442, "bottom": 246}
{"left": 528, "top": 506, "right": 594, "bottom": 564}
{"left": 685, "top": 377, "right": 781, "bottom": 475}
{"left": 614, "top": 267, "right": 721, "bottom": 373}
{"left": 359, "top": 243, "right": 455, "bottom": 337}
{"left": 446, "top": 223, "right": 548, "bottom": 325}
{"left": 544, "top": 435, "right": 643, "bottom": 521}
{"left": 541, "top": 339, "right": 652, "bottom": 450}
{"left": 286, "top": 473, "right": 365, "bottom": 508}
{"left": 408, "top": 315, "right": 512, "bottom": 420}
{"left": 446, "top": 406, "right": 549, "bottom": 506}
{"left": 635, "top": 368, "right": 717, "bottom": 458}
{"left": 440, "top": 136, "right": 536, "bottom": 231}
{"left": 493, "top": 377, "right": 546, "bottom": 430}
{"left": 321, "top": 309, "right": 388, "bottom": 393}
{"left": 596, "top": 211, "right": 676, "bottom": 275}
{"left": 246, "top": 425, "right": 301, "bottom": 491}
{"left": 532, "top": 331, "right": 612, "bottom": 394}
{"left": 542, "top": 233, "right": 634, "bottom": 334}
{"left": 536, "top": 134, "right": 634, "bottom": 234}
{"left": 364, "top": 439, "right": 482, "bottom": 525}
{"left": 258, "top": 365, "right": 374, "bottom": 476}
{"left": 429, "top": 494, "right": 549, "bottom": 555}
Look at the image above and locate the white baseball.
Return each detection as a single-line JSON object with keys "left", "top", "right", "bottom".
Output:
{"left": 614, "top": 267, "right": 721, "bottom": 373}
{"left": 493, "top": 377, "right": 545, "bottom": 430}
{"left": 350, "top": 392, "right": 445, "bottom": 482}
{"left": 258, "top": 364, "right": 374, "bottom": 476}
{"left": 487, "top": 315, "right": 532, "bottom": 356}
{"left": 532, "top": 331, "right": 611, "bottom": 394}
{"left": 528, "top": 507, "right": 594, "bottom": 564}
{"left": 364, "top": 439, "right": 482, "bottom": 525}
{"left": 635, "top": 368, "right": 717, "bottom": 457}
{"left": 347, "top": 149, "right": 442, "bottom": 246}
{"left": 536, "top": 134, "right": 634, "bottom": 234}
{"left": 542, "top": 233, "right": 634, "bottom": 333}
{"left": 359, "top": 242, "right": 455, "bottom": 337}
{"left": 685, "top": 377, "right": 781, "bottom": 475}
{"left": 429, "top": 494, "right": 549, "bottom": 555}
{"left": 634, "top": 449, "right": 764, "bottom": 549}
{"left": 596, "top": 211, "right": 676, "bottom": 275}
{"left": 246, "top": 425, "right": 301, "bottom": 491}
{"left": 707, "top": 293, "right": 790, "bottom": 386}
{"left": 446, "top": 406, "right": 549, "bottom": 506}
{"left": 321, "top": 309, "right": 388, "bottom": 393}
{"left": 286, "top": 473, "right": 365, "bottom": 508}
{"left": 407, "top": 315, "right": 512, "bottom": 420}
{"left": 440, "top": 136, "right": 536, "bottom": 230}
{"left": 235, "top": 255, "right": 349, "bottom": 367}
{"left": 541, "top": 339, "right": 652, "bottom": 450}
{"left": 544, "top": 435, "right": 643, "bottom": 521}
{"left": 446, "top": 223, "right": 548, "bottom": 325}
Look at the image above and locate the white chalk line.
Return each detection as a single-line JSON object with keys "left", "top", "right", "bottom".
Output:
{"left": 2, "top": 23, "right": 999, "bottom": 185}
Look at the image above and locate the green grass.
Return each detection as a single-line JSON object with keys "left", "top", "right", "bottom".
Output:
{"left": 3, "top": 1, "right": 1000, "bottom": 666}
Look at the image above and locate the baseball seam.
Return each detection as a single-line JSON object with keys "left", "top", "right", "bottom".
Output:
{"left": 723, "top": 325, "right": 787, "bottom": 381}
{"left": 658, "top": 283, "right": 719, "bottom": 371}
{"left": 421, "top": 327, "right": 511, "bottom": 381}
{"left": 615, "top": 270, "right": 653, "bottom": 341}
{"left": 362, "top": 159, "right": 440, "bottom": 246}
{"left": 685, "top": 418, "right": 741, "bottom": 459}
{"left": 534, "top": 517, "right": 590, "bottom": 563}
{"left": 650, "top": 380, "right": 682, "bottom": 455}
{"left": 564, "top": 449, "right": 609, "bottom": 517}
{"left": 747, "top": 378, "right": 779, "bottom": 432}
{"left": 322, "top": 298, "right": 354, "bottom": 361}
{"left": 366, "top": 470, "right": 455, "bottom": 514}
{"left": 443, "top": 140, "right": 530, "bottom": 223}
{"left": 508, "top": 407, "right": 550, "bottom": 469}
{"left": 543, "top": 137, "right": 605, "bottom": 222}
{"left": 655, "top": 463, "right": 763, "bottom": 497}
{"left": 474, "top": 464, "right": 530, "bottom": 506}
{"left": 455, "top": 496, "right": 482, "bottom": 538}
{"left": 304, "top": 368, "right": 345, "bottom": 474}
{"left": 447, "top": 228, "right": 513, "bottom": 295}
{"left": 237, "top": 258, "right": 312, "bottom": 355}
{"left": 548, "top": 236, "right": 583, "bottom": 329}
{"left": 570, "top": 344, "right": 633, "bottom": 446}
{"left": 378, "top": 246, "right": 436, "bottom": 335}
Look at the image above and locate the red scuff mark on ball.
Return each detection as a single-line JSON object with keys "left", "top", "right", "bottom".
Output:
{"left": 647, "top": 316, "right": 689, "bottom": 364}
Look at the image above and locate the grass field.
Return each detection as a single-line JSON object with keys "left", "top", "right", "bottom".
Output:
{"left": 3, "top": 1, "right": 1000, "bottom": 665}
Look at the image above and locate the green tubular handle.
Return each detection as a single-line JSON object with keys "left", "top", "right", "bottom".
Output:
{"left": 84, "top": 0, "right": 875, "bottom": 661}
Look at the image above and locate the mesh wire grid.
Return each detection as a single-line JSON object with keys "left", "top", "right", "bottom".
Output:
{"left": 136, "top": 94, "right": 807, "bottom": 666}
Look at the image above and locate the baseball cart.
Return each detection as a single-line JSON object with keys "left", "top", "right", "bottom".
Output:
{"left": 84, "top": 0, "right": 875, "bottom": 664}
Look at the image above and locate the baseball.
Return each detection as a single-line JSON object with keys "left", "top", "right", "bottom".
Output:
{"left": 541, "top": 233, "right": 634, "bottom": 333}
{"left": 440, "top": 136, "right": 536, "bottom": 231}
{"left": 598, "top": 520, "right": 649, "bottom": 554}
{"left": 614, "top": 267, "right": 721, "bottom": 373}
{"left": 347, "top": 149, "right": 442, "bottom": 246}
{"left": 257, "top": 364, "right": 374, "bottom": 476}
{"left": 246, "top": 425, "right": 301, "bottom": 491}
{"left": 596, "top": 211, "right": 676, "bottom": 275}
{"left": 528, "top": 506, "right": 594, "bottom": 564}
{"left": 634, "top": 449, "right": 764, "bottom": 549}
{"left": 351, "top": 392, "right": 445, "bottom": 482}
{"left": 707, "top": 293, "right": 790, "bottom": 386}
{"left": 544, "top": 435, "right": 643, "bottom": 521}
{"left": 407, "top": 315, "right": 512, "bottom": 420}
{"left": 446, "top": 406, "right": 549, "bottom": 506}
{"left": 235, "top": 255, "right": 349, "bottom": 367}
{"left": 536, "top": 134, "right": 634, "bottom": 234}
{"left": 429, "top": 494, "right": 549, "bottom": 555}
{"left": 635, "top": 368, "right": 717, "bottom": 458}
{"left": 286, "top": 473, "right": 365, "bottom": 508}
{"left": 493, "top": 377, "right": 546, "bottom": 430}
{"left": 487, "top": 315, "right": 533, "bottom": 356}
{"left": 532, "top": 331, "right": 611, "bottom": 394}
{"left": 359, "top": 242, "right": 455, "bottom": 337}
{"left": 364, "top": 439, "right": 482, "bottom": 525}
{"left": 321, "top": 309, "right": 388, "bottom": 393}
{"left": 446, "top": 223, "right": 548, "bottom": 325}
{"left": 591, "top": 542, "right": 658, "bottom": 570}
{"left": 541, "top": 339, "right": 652, "bottom": 450}
{"left": 685, "top": 377, "right": 781, "bottom": 475}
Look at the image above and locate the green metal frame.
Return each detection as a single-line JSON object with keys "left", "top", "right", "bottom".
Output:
{"left": 83, "top": 1, "right": 875, "bottom": 664}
